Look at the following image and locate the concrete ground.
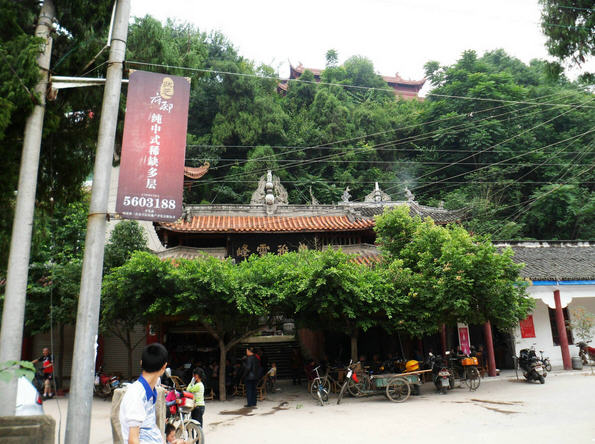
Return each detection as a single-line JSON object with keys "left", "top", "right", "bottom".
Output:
{"left": 43, "top": 367, "right": 595, "bottom": 444}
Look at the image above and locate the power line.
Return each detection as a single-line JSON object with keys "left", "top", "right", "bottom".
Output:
{"left": 409, "top": 127, "right": 595, "bottom": 193}
{"left": 198, "top": 91, "right": 588, "bottom": 180}
{"left": 387, "top": 97, "right": 595, "bottom": 194}
{"left": 125, "top": 60, "right": 595, "bottom": 109}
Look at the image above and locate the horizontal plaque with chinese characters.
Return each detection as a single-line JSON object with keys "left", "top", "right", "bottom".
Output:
{"left": 116, "top": 70, "right": 190, "bottom": 222}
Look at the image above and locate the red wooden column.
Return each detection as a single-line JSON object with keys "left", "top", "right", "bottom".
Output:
{"left": 483, "top": 320, "right": 497, "bottom": 377}
{"left": 95, "top": 335, "right": 104, "bottom": 371}
{"left": 553, "top": 289, "right": 572, "bottom": 370}
{"left": 440, "top": 324, "right": 447, "bottom": 356}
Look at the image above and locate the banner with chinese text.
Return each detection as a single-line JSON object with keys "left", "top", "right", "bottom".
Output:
{"left": 457, "top": 322, "right": 471, "bottom": 355}
{"left": 519, "top": 315, "right": 536, "bottom": 338}
{"left": 116, "top": 70, "right": 190, "bottom": 221}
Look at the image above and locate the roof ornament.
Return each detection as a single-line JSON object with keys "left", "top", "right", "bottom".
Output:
{"left": 405, "top": 187, "right": 415, "bottom": 202}
{"left": 309, "top": 187, "right": 319, "bottom": 206}
{"left": 251, "top": 170, "right": 288, "bottom": 214}
{"left": 364, "top": 182, "right": 391, "bottom": 203}
{"left": 342, "top": 187, "right": 351, "bottom": 203}
{"left": 438, "top": 201, "right": 444, "bottom": 209}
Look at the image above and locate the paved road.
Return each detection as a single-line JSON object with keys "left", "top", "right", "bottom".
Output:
{"left": 44, "top": 369, "right": 595, "bottom": 444}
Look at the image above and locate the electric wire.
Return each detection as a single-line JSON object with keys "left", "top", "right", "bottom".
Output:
{"left": 188, "top": 91, "right": 589, "bottom": 185}
{"left": 385, "top": 96, "right": 595, "bottom": 194}
{"left": 125, "top": 60, "right": 595, "bottom": 109}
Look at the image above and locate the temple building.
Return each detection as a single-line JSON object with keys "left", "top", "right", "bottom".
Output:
{"left": 277, "top": 64, "right": 426, "bottom": 100}
{"left": 155, "top": 172, "right": 463, "bottom": 262}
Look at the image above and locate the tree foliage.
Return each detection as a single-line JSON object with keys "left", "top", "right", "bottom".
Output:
{"left": 539, "top": 0, "right": 595, "bottom": 69}
{"left": 375, "top": 206, "right": 534, "bottom": 335}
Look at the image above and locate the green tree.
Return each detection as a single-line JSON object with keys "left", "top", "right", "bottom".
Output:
{"left": 539, "top": 0, "right": 594, "bottom": 72}
{"left": 421, "top": 50, "right": 594, "bottom": 239}
{"left": 0, "top": 0, "right": 115, "bottom": 267}
{"left": 150, "top": 256, "right": 275, "bottom": 400}
{"left": 375, "top": 206, "right": 534, "bottom": 334}
{"left": 283, "top": 249, "right": 396, "bottom": 360}
{"left": 101, "top": 252, "right": 175, "bottom": 379}
{"left": 104, "top": 221, "right": 149, "bottom": 272}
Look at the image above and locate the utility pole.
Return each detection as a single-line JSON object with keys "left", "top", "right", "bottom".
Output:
{"left": 0, "top": 0, "right": 55, "bottom": 417}
{"left": 64, "top": 0, "right": 130, "bottom": 442}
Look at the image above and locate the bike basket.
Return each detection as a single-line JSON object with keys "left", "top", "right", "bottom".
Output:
{"left": 180, "top": 397, "right": 194, "bottom": 409}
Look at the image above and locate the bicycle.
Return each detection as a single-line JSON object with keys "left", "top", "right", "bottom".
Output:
{"left": 309, "top": 366, "right": 329, "bottom": 406}
{"left": 164, "top": 369, "right": 204, "bottom": 444}
{"left": 539, "top": 350, "right": 552, "bottom": 372}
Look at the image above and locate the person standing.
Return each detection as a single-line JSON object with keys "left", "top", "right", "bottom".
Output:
{"left": 32, "top": 347, "right": 53, "bottom": 398}
{"left": 242, "top": 347, "right": 260, "bottom": 408}
{"left": 119, "top": 343, "right": 168, "bottom": 444}
{"left": 187, "top": 368, "right": 205, "bottom": 427}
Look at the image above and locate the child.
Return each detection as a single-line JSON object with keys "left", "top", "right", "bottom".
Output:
{"left": 187, "top": 367, "right": 206, "bottom": 427}
{"left": 119, "top": 343, "right": 168, "bottom": 444}
{"left": 268, "top": 362, "right": 278, "bottom": 391}
{"left": 165, "top": 424, "right": 187, "bottom": 444}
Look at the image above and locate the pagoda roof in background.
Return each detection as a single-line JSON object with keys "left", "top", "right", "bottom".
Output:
{"left": 283, "top": 63, "right": 426, "bottom": 100}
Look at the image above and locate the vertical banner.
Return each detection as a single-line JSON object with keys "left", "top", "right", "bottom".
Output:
{"left": 116, "top": 70, "right": 190, "bottom": 221}
{"left": 519, "top": 315, "right": 536, "bottom": 338}
{"left": 457, "top": 322, "right": 471, "bottom": 355}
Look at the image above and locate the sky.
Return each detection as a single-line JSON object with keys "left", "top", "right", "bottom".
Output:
{"left": 130, "top": 0, "right": 593, "bottom": 90}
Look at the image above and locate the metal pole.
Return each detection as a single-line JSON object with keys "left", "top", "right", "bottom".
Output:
{"left": 64, "top": 1, "right": 130, "bottom": 442}
{"left": 0, "top": 0, "right": 55, "bottom": 417}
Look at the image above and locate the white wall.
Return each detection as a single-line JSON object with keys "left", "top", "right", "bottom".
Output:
{"left": 513, "top": 285, "right": 595, "bottom": 367}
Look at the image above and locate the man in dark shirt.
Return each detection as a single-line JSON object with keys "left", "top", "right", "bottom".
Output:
{"left": 242, "top": 347, "right": 261, "bottom": 408}
{"left": 32, "top": 347, "right": 53, "bottom": 398}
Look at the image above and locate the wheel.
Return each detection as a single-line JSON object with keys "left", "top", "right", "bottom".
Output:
{"left": 464, "top": 367, "right": 481, "bottom": 391}
{"left": 386, "top": 377, "right": 411, "bottom": 403}
{"left": 337, "top": 380, "right": 350, "bottom": 405}
{"left": 538, "top": 375, "right": 545, "bottom": 384}
{"left": 440, "top": 386, "right": 447, "bottom": 395}
{"left": 347, "top": 378, "right": 363, "bottom": 397}
{"left": 309, "top": 378, "right": 330, "bottom": 399}
{"left": 316, "top": 386, "right": 328, "bottom": 406}
{"left": 177, "top": 420, "right": 204, "bottom": 444}
{"left": 544, "top": 360, "right": 552, "bottom": 373}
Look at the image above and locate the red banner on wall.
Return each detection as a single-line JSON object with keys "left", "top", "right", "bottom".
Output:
{"left": 457, "top": 323, "right": 471, "bottom": 355}
{"left": 519, "top": 315, "right": 536, "bottom": 338}
{"left": 116, "top": 70, "right": 190, "bottom": 222}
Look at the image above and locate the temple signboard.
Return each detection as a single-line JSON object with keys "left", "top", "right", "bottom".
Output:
{"left": 116, "top": 70, "right": 190, "bottom": 222}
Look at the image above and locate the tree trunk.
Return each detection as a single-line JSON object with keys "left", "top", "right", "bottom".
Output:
{"left": 218, "top": 340, "right": 227, "bottom": 401}
{"left": 350, "top": 330, "right": 359, "bottom": 362}
{"left": 57, "top": 323, "right": 65, "bottom": 390}
{"left": 126, "top": 329, "right": 132, "bottom": 380}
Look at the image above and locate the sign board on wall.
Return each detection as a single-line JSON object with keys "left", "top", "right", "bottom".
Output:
{"left": 519, "top": 315, "right": 536, "bottom": 338}
{"left": 116, "top": 70, "right": 190, "bottom": 222}
{"left": 457, "top": 322, "right": 471, "bottom": 355}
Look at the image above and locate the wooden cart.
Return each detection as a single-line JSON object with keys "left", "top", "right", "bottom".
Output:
{"left": 337, "top": 369, "right": 432, "bottom": 404}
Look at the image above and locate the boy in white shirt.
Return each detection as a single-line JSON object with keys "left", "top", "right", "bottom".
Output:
{"left": 119, "top": 343, "right": 168, "bottom": 444}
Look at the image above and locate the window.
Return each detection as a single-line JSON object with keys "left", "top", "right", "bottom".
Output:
{"left": 548, "top": 307, "right": 573, "bottom": 346}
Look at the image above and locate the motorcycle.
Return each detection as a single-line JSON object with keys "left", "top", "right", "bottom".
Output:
{"left": 517, "top": 348, "right": 546, "bottom": 384}
{"left": 428, "top": 352, "right": 452, "bottom": 394}
{"left": 577, "top": 342, "right": 595, "bottom": 365}
{"left": 94, "top": 368, "right": 121, "bottom": 399}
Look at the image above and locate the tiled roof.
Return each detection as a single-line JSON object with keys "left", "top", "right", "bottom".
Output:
{"left": 351, "top": 203, "right": 466, "bottom": 224}
{"left": 496, "top": 242, "right": 595, "bottom": 281}
{"left": 184, "top": 163, "right": 210, "bottom": 179}
{"left": 163, "top": 215, "right": 375, "bottom": 234}
{"left": 352, "top": 253, "right": 382, "bottom": 266}
{"left": 155, "top": 246, "right": 226, "bottom": 260}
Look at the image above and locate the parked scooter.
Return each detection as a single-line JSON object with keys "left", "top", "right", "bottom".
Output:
{"left": 577, "top": 342, "right": 595, "bottom": 365}
{"left": 94, "top": 368, "right": 121, "bottom": 399}
{"left": 428, "top": 352, "right": 452, "bottom": 394}
{"left": 517, "top": 348, "right": 547, "bottom": 384}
